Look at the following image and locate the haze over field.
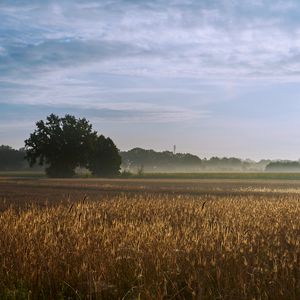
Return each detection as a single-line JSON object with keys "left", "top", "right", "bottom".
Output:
{"left": 1, "top": 0, "right": 300, "bottom": 160}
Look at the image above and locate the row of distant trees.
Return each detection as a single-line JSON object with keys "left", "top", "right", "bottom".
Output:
{"left": 2, "top": 114, "right": 300, "bottom": 175}
{"left": 2, "top": 143, "right": 300, "bottom": 174}
{"left": 0, "top": 145, "right": 27, "bottom": 171}
{"left": 265, "top": 161, "right": 300, "bottom": 172}
{"left": 121, "top": 148, "right": 272, "bottom": 172}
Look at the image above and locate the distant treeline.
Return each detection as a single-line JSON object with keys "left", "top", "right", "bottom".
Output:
{"left": 0, "top": 145, "right": 43, "bottom": 171}
{"left": 265, "top": 161, "right": 300, "bottom": 172}
{"left": 121, "top": 148, "right": 300, "bottom": 173}
{"left": 121, "top": 148, "right": 272, "bottom": 172}
{"left": 0, "top": 145, "right": 28, "bottom": 171}
{"left": 1, "top": 145, "right": 300, "bottom": 173}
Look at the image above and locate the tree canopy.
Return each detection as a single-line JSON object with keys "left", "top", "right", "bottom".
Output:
{"left": 88, "top": 135, "right": 121, "bottom": 177}
{"left": 25, "top": 114, "right": 121, "bottom": 178}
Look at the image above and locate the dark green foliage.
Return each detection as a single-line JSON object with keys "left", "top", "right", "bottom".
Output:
{"left": 266, "top": 161, "right": 300, "bottom": 172}
{"left": 0, "top": 145, "right": 25, "bottom": 171}
{"left": 121, "top": 148, "right": 272, "bottom": 172}
{"left": 121, "top": 148, "right": 201, "bottom": 173}
{"left": 88, "top": 135, "right": 121, "bottom": 177}
{"left": 25, "top": 114, "right": 97, "bottom": 178}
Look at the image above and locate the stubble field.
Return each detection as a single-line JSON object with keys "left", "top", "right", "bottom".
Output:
{"left": 1, "top": 177, "right": 300, "bottom": 299}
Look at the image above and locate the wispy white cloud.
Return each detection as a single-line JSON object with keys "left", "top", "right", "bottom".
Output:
{"left": 2, "top": 0, "right": 300, "bottom": 81}
{"left": 3, "top": 0, "right": 300, "bottom": 158}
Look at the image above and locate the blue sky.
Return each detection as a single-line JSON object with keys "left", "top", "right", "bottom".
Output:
{"left": 1, "top": 0, "right": 300, "bottom": 159}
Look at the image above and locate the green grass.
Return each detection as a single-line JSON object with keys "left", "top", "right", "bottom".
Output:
{"left": 135, "top": 172, "right": 300, "bottom": 180}
{"left": 2, "top": 170, "right": 300, "bottom": 181}
{"left": 0, "top": 171, "right": 45, "bottom": 178}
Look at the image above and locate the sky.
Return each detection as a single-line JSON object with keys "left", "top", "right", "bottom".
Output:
{"left": 1, "top": 0, "right": 300, "bottom": 160}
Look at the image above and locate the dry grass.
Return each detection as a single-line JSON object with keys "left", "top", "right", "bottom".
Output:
{"left": 1, "top": 191, "right": 300, "bottom": 299}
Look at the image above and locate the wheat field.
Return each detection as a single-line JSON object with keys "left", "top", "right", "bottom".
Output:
{"left": 1, "top": 179, "right": 300, "bottom": 299}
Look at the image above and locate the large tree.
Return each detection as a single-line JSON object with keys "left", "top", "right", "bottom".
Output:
{"left": 88, "top": 135, "right": 121, "bottom": 177}
{"left": 25, "top": 114, "right": 97, "bottom": 177}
